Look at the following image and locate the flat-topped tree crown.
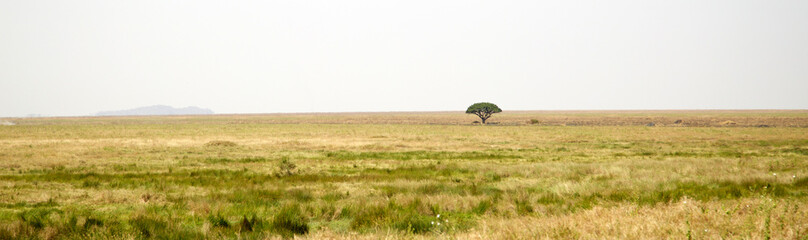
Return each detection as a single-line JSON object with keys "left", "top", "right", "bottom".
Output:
{"left": 466, "top": 102, "right": 502, "bottom": 124}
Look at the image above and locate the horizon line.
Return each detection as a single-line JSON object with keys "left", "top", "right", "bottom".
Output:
{"left": 4, "top": 108, "right": 808, "bottom": 119}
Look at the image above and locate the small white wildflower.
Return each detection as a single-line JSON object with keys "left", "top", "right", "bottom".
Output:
{"left": 794, "top": 175, "right": 797, "bottom": 178}
{"left": 746, "top": 205, "right": 749, "bottom": 208}
{"left": 431, "top": 221, "right": 434, "bottom": 225}
{"left": 704, "top": 229, "right": 708, "bottom": 232}
{"left": 437, "top": 222, "right": 441, "bottom": 226}
{"left": 436, "top": 214, "right": 440, "bottom": 218}
{"left": 773, "top": 173, "right": 777, "bottom": 176}
{"left": 683, "top": 201, "right": 687, "bottom": 204}
{"left": 445, "top": 220, "right": 448, "bottom": 223}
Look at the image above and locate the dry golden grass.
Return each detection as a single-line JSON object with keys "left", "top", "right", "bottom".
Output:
{"left": 0, "top": 111, "right": 806, "bottom": 239}
{"left": 6, "top": 109, "right": 808, "bottom": 127}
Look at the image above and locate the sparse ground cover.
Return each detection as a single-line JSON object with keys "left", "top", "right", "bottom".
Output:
{"left": 0, "top": 111, "right": 807, "bottom": 239}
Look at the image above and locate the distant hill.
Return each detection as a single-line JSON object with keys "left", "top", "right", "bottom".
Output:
{"left": 96, "top": 105, "right": 214, "bottom": 116}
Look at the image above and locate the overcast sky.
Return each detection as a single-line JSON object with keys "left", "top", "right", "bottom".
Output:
{"left": 1, "top": 1, "right": 807, "bottom": 117}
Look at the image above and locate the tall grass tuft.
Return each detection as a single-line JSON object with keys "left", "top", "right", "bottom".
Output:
{"left": 208, "top": 214, "right": 230, "bottom": 228}
{"left": 351, "top": 203, "right": 391, "bottom": 231}
{"left": 239, "top": 215, "right": 261, "bottom": 232}
{"left": 472, "top": 199, "right": 494, "bottom": 215}
{"left": 277, "top": 158, "right": 297, "bottom": 177}
{"left": 130, "top": 215, "right": 168, "bottom": 238}
{"left": 514, "top": 198, "right": 534, "bottom": 215}
{"left": 271, "top": 204, "right": 309, "bottom": 238}
{"left": 392, "top": 212, "right": 433, "bottom": 234}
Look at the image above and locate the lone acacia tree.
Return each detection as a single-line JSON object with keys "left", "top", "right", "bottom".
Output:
{"left": 466, "top": 102, "right": 502, "bottom": 124}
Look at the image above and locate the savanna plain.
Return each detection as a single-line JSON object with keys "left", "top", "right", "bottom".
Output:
{"left": 1, "top": 111, "right": 807, "bottom": 239}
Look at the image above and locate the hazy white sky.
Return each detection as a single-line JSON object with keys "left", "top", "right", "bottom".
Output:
{"left": 1, "top": 0, "right": 807, "bottom": 117}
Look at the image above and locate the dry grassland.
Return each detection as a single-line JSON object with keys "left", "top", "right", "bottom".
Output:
{"left": 0, "top": 111, "right": 807, "bottom": 239}
{"left": 13, "top": 110, "right": 808, "bottom": 127}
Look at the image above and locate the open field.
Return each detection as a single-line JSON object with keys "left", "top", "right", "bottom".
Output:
{"left": 1, "top": 111, "right": 807, "bottom": 239}
{"left": 10, "top": 110, "right": 808, "bottom": 127}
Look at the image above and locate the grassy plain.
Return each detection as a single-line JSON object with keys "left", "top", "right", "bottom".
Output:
{"left": 0, "top": 111, "right": 807, "bottom": 239}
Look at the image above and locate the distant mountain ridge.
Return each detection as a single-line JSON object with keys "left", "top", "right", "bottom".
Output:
{"left": 96, "top": 105, "right": 214, "bottom": 116}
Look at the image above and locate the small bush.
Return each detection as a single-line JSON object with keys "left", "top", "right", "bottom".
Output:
{"left": 530, "top": 119, "right": 540, "bottom": 124}
{"left": 271, "top": 204, "right": 309, "bottom": 238}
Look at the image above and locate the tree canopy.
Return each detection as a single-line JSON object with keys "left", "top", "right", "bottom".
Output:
{"left": 466, "top": 102, "right": 502, "bottom": 124}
